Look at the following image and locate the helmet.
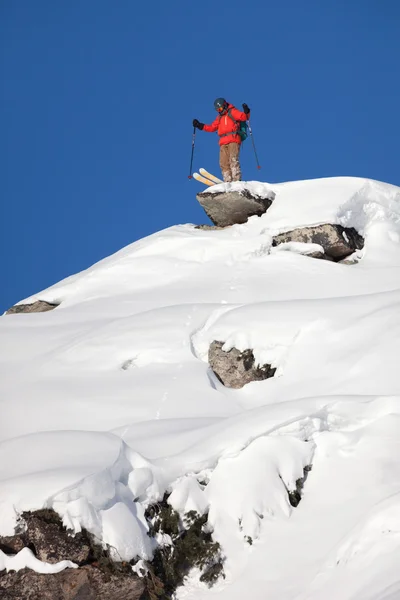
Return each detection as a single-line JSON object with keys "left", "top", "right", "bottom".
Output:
{"left": 214, "top": 97, "right": 227, "bottom": 112}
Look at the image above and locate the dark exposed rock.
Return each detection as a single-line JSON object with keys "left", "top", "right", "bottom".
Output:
{"left": 304, "top": 250, "right": 333, "bottom": 261}
{"left": 0, "top": 535, "right": 25, "bottom": 556}
{"left": 0, "top": 504, "right": 222, "bottom": 600}
{"left": 6, "top": 300, "right": 58, "bottom": 315}
{"left": 0, "top": 509, "right": 146, "bottom": 600}
{"left": 292, "top": 247, "right": 335, "bottom": 261}
{"left": 197, "top": 188, "right": 275, "bottom": 227}
{"left": 209, "top": 341, "right": 276, "bottom": 389}
{"left": 287, "top": 465, "right": 312, "bottom": 508}
{"left": 145, "top": 497, "right": 224, "bottom": 596}
{"left": 22, "top": 510, "right": 92, "bottom": 565}
{"left": 0, "top": 510, "right": 91, "bottom": 566}
{"left": 194, "top": 224, "right": 229, "bottom": 230}
{"left": 272, "top": 224, "right": 364, "bottom": 261}
{"left": 0, "top": 565, "right": 145, "bottom": 600}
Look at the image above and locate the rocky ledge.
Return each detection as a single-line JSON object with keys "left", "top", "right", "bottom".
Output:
{"left": 272, "top": 224, "right": 364, "bottom": 262}
{"left": 0, "top": 510, "right": 147, "bottom": 600}
{"left": 197, "top": 187, "right": 275, "bottom": 228}
{"left": 0, "top": 500, "right": 223, "bottom": 600}
{"left": 0, "top": 564, "right": 145, "bottom": 600}
{"left": 0, "top": 481, "right": 313, "bottom": 598}
{"left": 6, "top": 300, "right": 58, "bottom": 315}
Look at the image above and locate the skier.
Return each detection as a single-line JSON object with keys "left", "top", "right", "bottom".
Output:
{"left": 193, "top": 98, "right": 250, "bottom": 182}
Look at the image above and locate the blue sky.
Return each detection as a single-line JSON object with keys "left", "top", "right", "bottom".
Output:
{"left": 1, "top": 1, "right": 400, "bottom": 312}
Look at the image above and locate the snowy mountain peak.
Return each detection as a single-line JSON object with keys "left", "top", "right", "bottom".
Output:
{"left": 1, "top": 176, "right": 400, "bottom": 599}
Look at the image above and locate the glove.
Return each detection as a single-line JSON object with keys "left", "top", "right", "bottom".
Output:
{"left": 242, "top": 103, "right": 250, "bottom": 115}
{"left": 193, "top": 119, "right": 204, "bottom": 130}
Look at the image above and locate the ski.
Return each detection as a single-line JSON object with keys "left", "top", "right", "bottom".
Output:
{"left": 199, "top": 168, "right": 223, "bottom": 184}
{"left": 193, "top": 172, "right": 215, "bottom": 187}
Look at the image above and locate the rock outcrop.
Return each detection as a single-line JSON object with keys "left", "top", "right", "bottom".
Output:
{"left": 0, "top": 504, "right": 223, "bottom": 599}
{"left": 0, "top": 510, "right": 145, "bottom": 600}
{"left": 194, "top": 224, "right": 227, "bottom": 231}
{"left": 209, "top": 341, "right": 276, "bottom": 389}
{"left": 195, "top": 191, "right": 364, "bottom": 264}
{"left": 6, "top": 300, "right": 58, "bottom": 315}
{"left": 146, "top": 497, "right": 224, "bottom": 595}
{"left": 10, "top": 510, "right": 91, "bottom": 565}
{"left": 0, "top": 566, "right": 145, "bottom": 600}
{"left": 272, "top": 224, "right": 364, "bottom": 261}
{"left": 197, "top": 187, "right": 275, "bottom": 228}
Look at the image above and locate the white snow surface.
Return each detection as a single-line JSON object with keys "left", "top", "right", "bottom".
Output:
{"left": 0, "top": 547, "right": 77, "bottom": 574}
{"left": 1, "top": 176, "right": 400, "bottom": 595}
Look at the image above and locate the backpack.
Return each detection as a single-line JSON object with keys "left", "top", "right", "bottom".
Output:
{"left": 220, "top": 108, "right": 248, "bottom": 142}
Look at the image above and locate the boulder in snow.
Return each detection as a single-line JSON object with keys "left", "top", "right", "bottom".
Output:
{"left": 6, "top": 300, "right": 58, "bottom": 315}
{"left": 197, "top": 187, "right": 275, "bottom": 227}
{"left": 272, "top": 224, "right": 364, "bottom": 261}
{"left": 209, "top": 341, "right": 276, "bottom": 389}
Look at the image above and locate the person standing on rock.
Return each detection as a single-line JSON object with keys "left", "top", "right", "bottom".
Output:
{"left": 193, "top": 98, "right": 250, "bottom": 182}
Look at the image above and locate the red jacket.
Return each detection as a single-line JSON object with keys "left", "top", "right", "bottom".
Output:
{"left": 203, "top": 103, "right": 249, "bottom": 146}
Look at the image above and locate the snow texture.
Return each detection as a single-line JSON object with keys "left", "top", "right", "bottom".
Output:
{"left": 1, "top": 176, "right": 400, "bottom": 597}
{"left": 0, "top": 547, "right": 77, "bottom": 574}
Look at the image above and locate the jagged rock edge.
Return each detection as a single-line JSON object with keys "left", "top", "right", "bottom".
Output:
{"left": 6, "top": 300, "right": 59, "bottom": 315}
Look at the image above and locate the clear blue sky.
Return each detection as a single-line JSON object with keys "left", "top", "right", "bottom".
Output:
{"left": 1, "top": 1, "right": 399, "bottom": 312}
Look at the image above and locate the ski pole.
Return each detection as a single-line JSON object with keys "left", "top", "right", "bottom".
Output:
{"left": 188, "top": 127, "right": 196, "bottom": 179}
{"left": 247, "top": 120, "right": 261, "bottom": 170}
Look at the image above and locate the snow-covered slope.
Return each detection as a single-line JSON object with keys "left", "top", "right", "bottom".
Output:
{"left": 1, "top": 177, "right": 400, "bottom": 599}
